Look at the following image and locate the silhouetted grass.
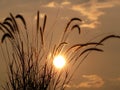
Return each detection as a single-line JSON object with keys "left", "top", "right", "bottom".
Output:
{"left": 0, "top": 11, "right": 120, "bottom": 90}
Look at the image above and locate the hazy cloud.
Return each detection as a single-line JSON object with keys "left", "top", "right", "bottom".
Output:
{"left": 42, "top": 1, "right": 71, "bottom": 8}
{"left": 110, "top": 77, "right": 120, "bottom": 82}
{"left": 61, "top": 1, "right": 71, "bottom": 6}
{"left": 71, "top": 0, "right": 120, "bottom": 28}
{"left": 72, "top": 4, "right": 103, "bottom": 21}
{"left": 78, "top": 74, "right": 104, "bottom": 88}
{"left": 101, "top": 76, "right": 120, "bottom": 89}
{"left": 81, "top": 20, "right": 100, "bottom": 29}
{"left": 65, "top": 74, "right": 104, "bottom": 89}
{"left": 71, "top": 0, "right": 120, "bottom": 17}
{"left": 43, "top": 1, "right": 58, "bottom": 8}
{"left": 42, "top": 0, "right": 120, "bottom": 29}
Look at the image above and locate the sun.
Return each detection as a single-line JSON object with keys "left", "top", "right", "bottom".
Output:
{"left": 53, "top": 55, "right": 66, "bottom": 69}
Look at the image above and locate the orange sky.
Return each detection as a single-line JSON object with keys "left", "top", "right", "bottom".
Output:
{"left": 0, "top": 0, "right": 120, "bottom": 90}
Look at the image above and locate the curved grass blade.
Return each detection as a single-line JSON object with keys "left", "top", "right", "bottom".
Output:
{"left": 4, "top": 17, "right": 12, "bottom": 23}
{"left": 57, "top": 42, "right": 67, "bottom": 48}
{"left": 80, "top": 48, "right": 103, "bottom": 56}
{"left": 65, "top": 17, "right": 82, "bottom": 33}
{"left": 71, "top": 24, "right": 81, "bottom": 34}
{"left": 40, "top": 27, "right": 44, "bottom": 45}
{"left": 0, "top": 25, "right": 5, "bottom": 33}
{"left": 37, "top": 11, "right": 40, "bottom": 32}
{"left": 1, "top": 33, "right": 11, "bottom": 43}
{"left": 65, "top": 42, "right": 103, "bottom": 54}
{"left": 16, "top": 14, "right": 27, "bottom": 29}
{"left": 3, "top": 21, "right": 14, "bottom": 32}
{"left": 10, "top": 13, "right": 19, "bottom": 33}
{"left": 55, "top": 42, "right": 67, "bottom": 54}
{"left": 99, "top": 35, "right": 120, "bottom": 44}
{"left": 0, "top": 23, "right": 14, "bottom": 38}
{"left": 71, "top": 18, "right": 82, "bottom": 22}
{"left": 43, "top": 15, "right": 47, "bottom": 33}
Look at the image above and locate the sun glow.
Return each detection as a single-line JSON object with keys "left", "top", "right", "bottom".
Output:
{"left": 53, "top": 55, "right": 66, "bottom": 69}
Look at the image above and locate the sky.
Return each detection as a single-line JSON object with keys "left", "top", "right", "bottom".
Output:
{"left": 0, "top": 0, "right": 120, "bottom": 90}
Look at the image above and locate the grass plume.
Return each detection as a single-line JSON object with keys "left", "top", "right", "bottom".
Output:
{"left": 0, "top": 11, "right": 120, "bottom": 90}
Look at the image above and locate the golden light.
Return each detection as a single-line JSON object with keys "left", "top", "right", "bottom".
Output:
{"left": 53, "top": 55, "right": 66, "bottom": 69}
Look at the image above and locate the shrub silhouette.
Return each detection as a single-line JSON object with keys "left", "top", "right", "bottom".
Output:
{"left": 0, "top": 11, "right": 120, "bottom": 90}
